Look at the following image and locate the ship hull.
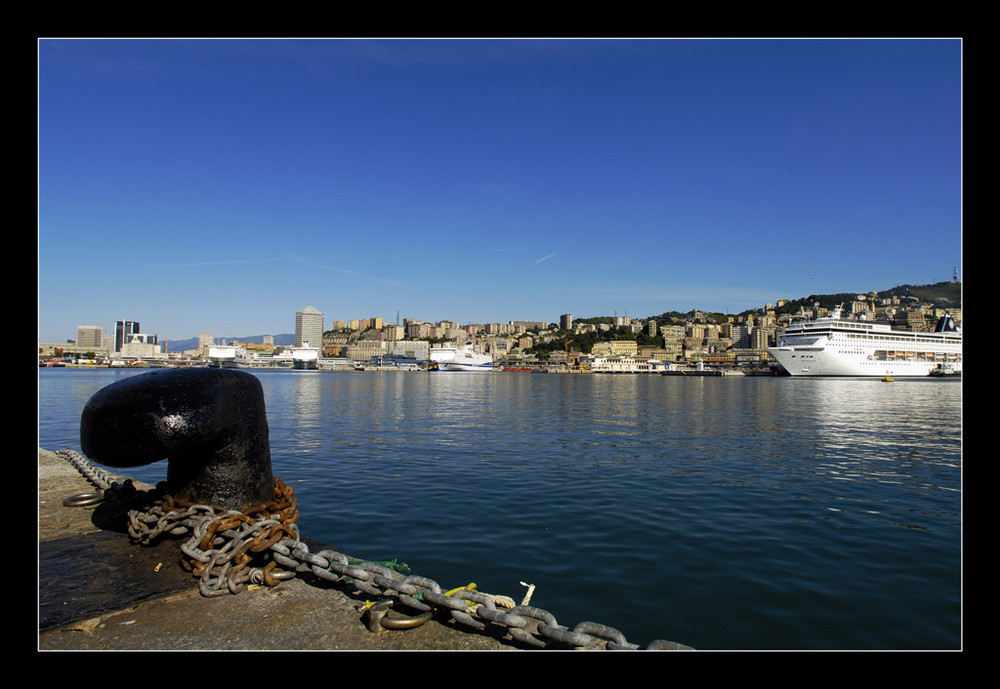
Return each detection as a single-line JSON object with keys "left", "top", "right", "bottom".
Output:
{"left": 768, "top": 346, "right": 962, "bottom": 377}
{"left": 439, "top": 361, "right": 494, "bottom": 372}
{"left": 208, "top": 359, "right": 249, "bottom": 369}
{"left": 290, "top": 344, "right": 320, "bottom": 370}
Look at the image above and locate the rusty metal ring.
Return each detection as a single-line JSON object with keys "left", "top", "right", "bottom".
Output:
{"left": 365, "top": 599, "right": 433, "bottom": 632}
{"left": 380, "top": 610, "right": 433, "bottom": 630}
{"left": 62, "top": 491, "right": 105, "bottom": 507}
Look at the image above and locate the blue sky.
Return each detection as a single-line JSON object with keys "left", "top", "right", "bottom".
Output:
{"left": 38, "top": 38, "right": 962, "bottom": 343}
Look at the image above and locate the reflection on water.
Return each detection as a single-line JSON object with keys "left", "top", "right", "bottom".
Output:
{"left": 38, "top": 369, "right": 961, "bottom": 649}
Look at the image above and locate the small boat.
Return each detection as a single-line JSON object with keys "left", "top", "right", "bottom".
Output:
{"left": 928, "top": 363, "right": 959, "bottom": 377}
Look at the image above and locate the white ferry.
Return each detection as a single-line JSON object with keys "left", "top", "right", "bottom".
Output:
{"left": 768, "top": 306, "right": 962, "bottom": 377}
{"left": 291, "top": 342, "right": 320, "bottom": 370}
{"left": 207, "top": 342, "right": 251, "bottom": 369}
{"left": 428, "top": 344, "right": 458, "bottom": 366}
{"left": 438, "top": 341, "right": 494, "bottom": 372}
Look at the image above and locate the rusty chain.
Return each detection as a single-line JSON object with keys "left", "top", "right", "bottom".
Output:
{"left": 53, "top": 448, "right": 692, "bottom": 650}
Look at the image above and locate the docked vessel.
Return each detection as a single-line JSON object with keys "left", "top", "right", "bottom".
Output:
{"left": 438, "top": 341, "right": 494, "bottom": 372}
{"left": 291, "top": 342, "right": 320, "bottom": 370}
{"left": 207, "top": 342, "right": 251, "bottom": 369}
{"left": 428, "top": 345, "right": 458, "bottom": 366}
{"left": 768, "top": 306, "right": 962, "bottom": 377}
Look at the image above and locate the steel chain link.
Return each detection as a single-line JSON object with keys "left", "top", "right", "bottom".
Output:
{"left": 54, "top": 448, "right": 691, "bottom": 650}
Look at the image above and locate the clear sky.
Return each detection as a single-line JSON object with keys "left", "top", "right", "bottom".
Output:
{"left": 38, "top": 38, "right": 962, "bottom": 343}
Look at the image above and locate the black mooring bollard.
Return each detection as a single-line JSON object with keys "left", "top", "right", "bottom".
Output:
{"left": 80, "top": 368, "right": 274, "bottom": 511}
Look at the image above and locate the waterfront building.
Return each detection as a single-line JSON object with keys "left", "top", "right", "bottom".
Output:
{"left": 370, "top": 353, "right": 420, "bottom": 369}
{"left": 583, "top": 354, "right": 666, "bottom": 373}
{"left": 346, "top": 339, "right": 387, "bottom": 362}
{"left": 119, "top": 333, "right": 163, "bottom": 360}
{"left": 114, "top": 320, "right": 140, "bottom": 352}
{"left": 113, "top": 318, "right": 159, "bottom": 357}
{"left": 296, "top": 305, "right": 324, "bottom": 348}
{"left": 76, "top": 325, "right": 107, "bottom": 350}
{"left": 392, "top": 340, "right": 430, "bottom": 361}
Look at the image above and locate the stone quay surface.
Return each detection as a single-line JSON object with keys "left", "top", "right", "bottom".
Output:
{"left": 38, "top": 448, "right": 519, "bottom": 651}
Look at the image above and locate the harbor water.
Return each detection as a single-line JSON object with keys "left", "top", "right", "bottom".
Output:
{"left": 38, "top": 368, "right": 962, "bottom": 650}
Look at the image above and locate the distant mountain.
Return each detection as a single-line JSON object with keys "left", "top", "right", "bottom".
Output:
{"left": 164, "top": 334, "right": 296, "bottom": 353}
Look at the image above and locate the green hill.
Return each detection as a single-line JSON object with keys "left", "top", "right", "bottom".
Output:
{"left": 770, "top": 281, "right": 961, "bottom": 318}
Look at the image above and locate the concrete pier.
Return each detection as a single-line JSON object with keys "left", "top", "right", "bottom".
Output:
{"left": 38, "top": 448, "right": 516, "bottom": 651}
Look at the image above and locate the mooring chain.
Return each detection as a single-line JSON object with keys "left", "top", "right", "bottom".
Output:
{"left": 133, "top": 481, "right": 303, "bottom": 597}
{"left": 54, "top": 450, "right": 303, "bottom": 596}
{"left": 53, "top": 448, "right": 690, "bottom": 650}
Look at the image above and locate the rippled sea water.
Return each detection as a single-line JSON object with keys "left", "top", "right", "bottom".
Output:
{"left": 38, "top": 368, "right": 962, "bottom": 650}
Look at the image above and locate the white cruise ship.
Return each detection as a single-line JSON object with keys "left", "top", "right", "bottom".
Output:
{"left": 768, "top": 306, "right": 962, "bottom": 377}
{"left": 291, "top": 342, "right": 320, "bottom": 370}
{"left": 207, "top": 342, "right": 251, "bottom": 369}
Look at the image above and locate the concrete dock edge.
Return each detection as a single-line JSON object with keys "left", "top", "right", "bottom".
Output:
{"left": 39, "top": 448, "right": 519, "bottom": 651}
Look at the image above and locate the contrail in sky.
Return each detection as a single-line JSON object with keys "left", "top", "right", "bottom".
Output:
{"left": 532, "top": 252, "right": 556, "bottom": 265}
{"left": 148, "top": 258, "right": 285, "bottom": 268}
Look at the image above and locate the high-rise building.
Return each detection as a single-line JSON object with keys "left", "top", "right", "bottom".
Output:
{"left": 296, "top": 305, "right": 324, "bottom": 347}
{"left": 560, "top": 314, "right": 573, "bottom": 330}
{"left": 115, "top": 320, "right": 139, "bottom": 352}
{"left": 76, "top": 325, "right": 105, "bottom": 349}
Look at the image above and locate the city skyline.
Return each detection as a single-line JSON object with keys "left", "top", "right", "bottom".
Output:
{"left": 48, "top": 272, "right": 962, "bottom": 350}
{"left": 39, "top": 38, "right": 962, "bottom": 343}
